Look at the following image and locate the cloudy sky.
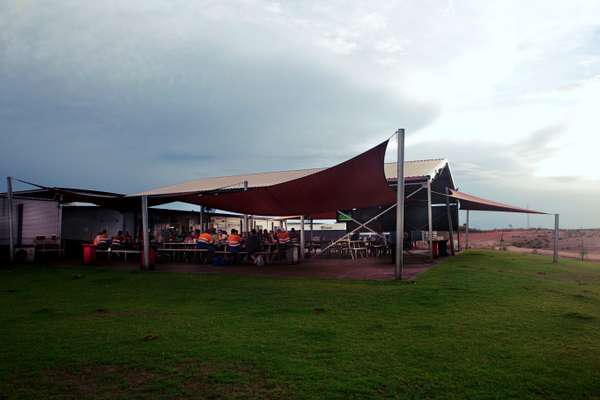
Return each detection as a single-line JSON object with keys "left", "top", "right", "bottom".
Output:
{"left": 1, "top": 1, "right": 599, "bottom": 228}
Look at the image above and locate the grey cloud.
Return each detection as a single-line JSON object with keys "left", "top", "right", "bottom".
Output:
{"left": 406, "top": 128, "right": 600, "bottom": 229}
{"left": 0, "top": 1, "right": 439, "bottom": 194}
{"left": 512, "top": 124, "right": 565, "bottom": 162}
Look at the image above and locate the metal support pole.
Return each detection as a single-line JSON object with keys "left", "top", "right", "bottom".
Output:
{"left": 57, "top": 195, "right": 63, "bottom": 245}
{"left": 456, "top": 208, "right": 460, "bottom": 251}
{"left": 199, "top": 205, "right": 204, "bottom": 231}
{"left": 427, "top": 179, "right": 433, "bottom": 263}
{"left": 553, "top": 213, "right": 559, "bottom": 263}
{"left": 465, "top": 210, "right": 470, "bottom": 250}
{"left": 243, "top": 181, "right": 249, "bottom": 235}
{"left": 395, "top": 129, "right": 405, "bottom": 280}
{"left": 445, "top": 187, "right": 455, "bottom": 256}
{"left": 6, "top": 177, "right": 14, "bottom": 263}
{"left": 141, "top": 195, "right": 150, "bottom": 270}
{"left": 300, "top": 216, "right": 305, "bottom": 261}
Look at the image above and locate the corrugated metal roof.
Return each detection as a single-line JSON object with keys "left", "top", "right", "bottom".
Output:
{"left": 134, "top": 159, "right": 448, "bottom": 197}
{"left": 384, "top": 158, "right": 447, "bottom": 181}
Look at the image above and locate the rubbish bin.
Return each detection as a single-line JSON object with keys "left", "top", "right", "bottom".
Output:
{"left": 82, "top": 244, "right": 96, "bottom": 265}
{"left": 140, "top": 247, "right": 157, "bottom": 269}
{"left": 287, "top": 246, "right": 299, "bottom": 264}
{"left": 432, "top": 241, "right": 439, "bottom": 258}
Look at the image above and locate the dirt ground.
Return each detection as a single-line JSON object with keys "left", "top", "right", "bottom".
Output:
{"left": 88, "top": 252, "right": 440, "bottom": 281}
{"left": 464, "top": 228, "right": 600, "bottom": 261}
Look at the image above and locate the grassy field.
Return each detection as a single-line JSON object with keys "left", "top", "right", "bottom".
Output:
{"left": 1, "top": 250, "right": 600, "bottom": 399}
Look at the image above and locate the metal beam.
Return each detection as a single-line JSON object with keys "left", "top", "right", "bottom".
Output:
{"left": 553, "top": 213, "right": 559, "bottom": 263}
{"left": 337, "top": 211, "right": 387, "bottom": 242}
{"left": 445, "top": 187, "right": 455, "bottom": 256}
{"left": 320, "top": 203, "right": 397, "bottom": 255}
{"left": 406, "top": 184, "right": 425, "bottom": 200}
{"left": 141, "top": 195, "right": 150, "bottom": 270}
{"left": 6, "top": 177, "right": 14, "bottom": 263}
{"left": 395, "top": 129, "right": 405, "bottom": 280}
{"left": 427, "top": 178, "right": 434, "bottom": 263}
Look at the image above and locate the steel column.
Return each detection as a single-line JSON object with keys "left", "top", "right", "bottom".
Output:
{"left": 57, "top": 195, "right": 63, "bottom": 243}
{"left": 243, "top": 181, "right": 249, "bottom": 234}
{"left": 427, "top": 179, "right": 433, "bottom": 263}
{"left": 465, "top": 210, "right": 470, "bottom": 249}
{"left": 456, "top": 206, "right": 460, "bottom": 251}
{"left": 6, "top": 177, "right": 14, "bottom": 263}
{"left": 141, "top": 195, "right": 150, "bottom": 270}
{"left": 300, "top": 216, "right": 305, "bottom": 261}
{"left": 553, "top": 214, "right": 559, "bottom": 263}
{"left": 445, "top": 187, "right": 455, "bottom": 256}
{"left": 395, "top": 129, "right": 405, "bottom": 280}
{"left": 199, "top": 205, "right": 204, "bottom": 231}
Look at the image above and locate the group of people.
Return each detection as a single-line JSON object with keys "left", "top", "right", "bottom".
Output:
{"left": 192, "top": 227, "right": 291, "bottom": 249}
{"left": 188, "top": 226, "right": 293, "bottom": 264}
{"left": 93, "top": 230, "right": 133, "bottom": 248}
{"left": 92, "top": 225, "right": 295, "bottom": 264}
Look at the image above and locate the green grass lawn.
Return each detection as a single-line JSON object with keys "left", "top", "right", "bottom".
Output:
{"left": 1, "top": 250, "right": 600, "bottom": 399}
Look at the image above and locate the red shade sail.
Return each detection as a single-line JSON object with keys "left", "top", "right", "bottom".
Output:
{"left": 449, "top": 189, "right": 547, "bottom": 214}
{"left": 162, "top": 140, "right": 397, "bottom": 216}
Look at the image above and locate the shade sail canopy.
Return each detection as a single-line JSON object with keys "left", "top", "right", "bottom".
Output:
{"left": 0, "top": 184, "right": 127, "bottom": 207}
{"left": 3, "top": 139, "right": 455, "bottom": 216}
{"left": 449, "top": 189, "right": 547, "bottom": 214}
{"left": 133, "top": 159, "right": 447, "bottom": 196}
{"left": 155, "top": 140, "right": 398, "bottom": 216}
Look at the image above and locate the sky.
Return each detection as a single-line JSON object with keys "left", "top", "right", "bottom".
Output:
{"left": 1, "top": 1, "right": 599, "bottom": 229}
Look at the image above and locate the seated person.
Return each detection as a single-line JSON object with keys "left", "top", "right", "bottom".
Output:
{"left": 183, "top": 230, "right": 196, "bottom": 243}
{"left": 122, "top": 231, "right": 132, "bottom": 248}
{"left": 274, "top": 228, "right": 291, "bottom": 262}
{"left": 218, "top": 230, "right": 229, "bottom": 243}
{"left": 289, "top": 228, "right": 298, "bottom": 241}
{"left": 111, "top": 231, "right": 125, "bottom": 247}
{"left": 276, "top": 228, "right": 290, "bottom": 245}
{"left": 93, "top": 230, "right": 109, "bottom": 247}
{"left": 227, "top": 229, "right": 242, "bottom": 254}
{"left": 269, "top": 230, "right": 278, "bottom": 243}
{"left": 209, "top": 228, "right": 219, "bottom": 244}
{"left": 196, "top": 230, "right": 214, "bottom": 250}
{"left": 245, "top": 229, "right": 261, "bottom": 262}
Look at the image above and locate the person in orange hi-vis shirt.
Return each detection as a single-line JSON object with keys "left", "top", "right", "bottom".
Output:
{"left": 227, "top": 229, "right": 242, "bottom": 253}
{"left": 93, "top": 230, "right": 109, "bottom": 246}
{"left": 275, "top": 228, "right": 291, "bottom": 263}
{"left": 276, "top": 228, "right": 290, "bottom": 245}
{"left": 196, "top": 230, "right": 214, "bottom": 250}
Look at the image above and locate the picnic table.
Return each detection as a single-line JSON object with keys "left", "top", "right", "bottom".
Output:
{"left": 158, "top": 242, "right": 205, "bottom": 262}
{"left": 95, "top": 246, "right": 141, "bottom": 262}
